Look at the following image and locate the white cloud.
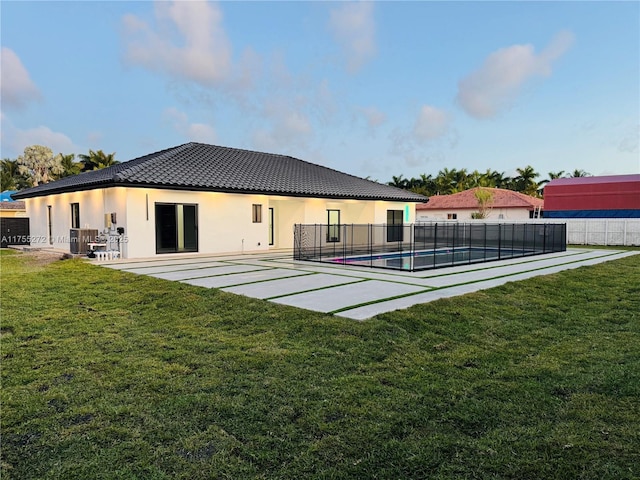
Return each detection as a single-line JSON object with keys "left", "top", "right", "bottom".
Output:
{"left": 164, "top": 107, "right": 188, "bottom": 125}
{"left": 359, "top": 106, "right": 386, "bottom": 129}
{"left": 618, "top": 125, "right": 639, "bottom": 153}
{"left": 87, "top": 131, "right": 104, "bottom": 146}
{"left": 1, "top": 47, "right": 42, "bottom": 110}
{"left": 457, "top": 31, "right": 575, "bottom": 118}
{"left": 122, "top": 1, "right": 232, "bottom": 87}
{"left": 1, "top": 118, "right": 79, "bottom": 156}
{"left": 386, "top": 104, "right": 457, "bottom": 169}
{"left": 233, "top": 47, "right": 262, "bottom": 93}
{"left": 186, "top": 123, "right": 217, "bottom": 143}
{"left": 252, "top": 100, "right": 313, "bottom": 152}
{"left": 329, "top": 1, "right": 376, "bottom": 73}
{"left": 413, "top": 105, "right": 450, "bottom": 142}
{"left": 163, "top": 107, "right": 217, "bottom": 143}
{"left": 268, "top": 52, "right": 295, "bottom": 90}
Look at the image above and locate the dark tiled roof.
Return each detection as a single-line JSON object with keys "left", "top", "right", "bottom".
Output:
{"left": 12, "top": 143, "right": 426, "bottom": 202}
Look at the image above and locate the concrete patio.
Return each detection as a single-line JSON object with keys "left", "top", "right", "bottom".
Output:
{"left": 102, "top": 248, "right": 637, "bottom": 320}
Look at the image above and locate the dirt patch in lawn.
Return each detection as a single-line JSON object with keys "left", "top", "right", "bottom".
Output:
{"left": 7, "top": 249, "right": 67, "bottom": 268}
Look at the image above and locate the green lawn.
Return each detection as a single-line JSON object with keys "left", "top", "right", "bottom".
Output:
{"left": 1, "top": 249, "right": 639, "bottom": 479}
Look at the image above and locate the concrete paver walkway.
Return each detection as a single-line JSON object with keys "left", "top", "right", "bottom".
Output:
{"left": 103, "top": 248, "right": 637, "bottom": 320}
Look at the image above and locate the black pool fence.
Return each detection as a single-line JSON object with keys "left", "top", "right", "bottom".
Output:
{"left": 293, "top": 222, "right": 567, "bottom": 272}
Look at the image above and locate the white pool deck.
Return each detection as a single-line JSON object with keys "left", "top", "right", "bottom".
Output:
{"left": 101, "top": 248, "right": 638, "bottom": 320}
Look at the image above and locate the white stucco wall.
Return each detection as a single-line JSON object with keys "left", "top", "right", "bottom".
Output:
{"left": 124, "top": 188, "right": 271, "bottom": 258}
{"left": 25, "top": 186, "right": 418, "bottom": 259}
{"left": 24, "top": 188, "right": 127, "bottom": 251}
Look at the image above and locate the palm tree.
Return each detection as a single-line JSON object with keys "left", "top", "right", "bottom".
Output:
{"left": 78, "top": 149, "right": 119, "bottom": 171}
{"left": 55, "top": 153, "right": 82, "bottom": 179}
{"left": 481, "top": 169, "right": 510, "bottom": 189}
{"left": 513, "top": 165, "right": 541, "bottom": 196}
{"left": 548, "top": 170, "right": 566, "bottom": 180}
{"left": 570, "top": 169, "right": 590, "bottom": 178}
{"left": 451, "top": 168, "right": 470, "bottom": 192}
{"left": 469, "top": 169, "right": 499, "bottom": 188}
{"left": 1, "top": 159, "right": 19, "bottom": 191}
{"left": 476, "top": 169, "right": 498, "bottom": 188}
{"left": 388, "top": 174, "right": 406, "bottom": 189}
{"left": 405, "top": 173, "right": 434, "bottom": 196}
{"left": 434, "top": 168, "right": 460, "bottom": 195}
{"left": 472, "top": 187, "right": 494, "bottom": 219}
{"left": 417, "top": 173, "right": 435, "bottom": 196}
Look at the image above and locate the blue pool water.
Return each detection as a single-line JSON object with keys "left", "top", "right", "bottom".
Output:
{"left": 331, "top": 246, "right": 531, "bottom": 270}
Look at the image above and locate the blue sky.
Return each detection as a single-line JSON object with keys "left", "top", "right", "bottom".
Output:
{"left": 2, "top": 1, "right": 638, "bottom": 183}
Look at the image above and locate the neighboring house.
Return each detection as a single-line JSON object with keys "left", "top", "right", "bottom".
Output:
{"left": 0, "top": 200, "right": 29, "bottom": 248}
{"left": 416, "top": 187, "right": 543, "bottom": 221}
{"left": 0, "top": 200, "right": 26, "bottom": 218}
{"left": 544, "top": 174, "right": 640, "bottom": 218}
{"left": 12, "top": 143, "right": 426, "bottom": 259}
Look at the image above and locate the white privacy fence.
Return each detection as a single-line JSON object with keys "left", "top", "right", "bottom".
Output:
{"left": 564, "top": 219, "right": 640, "bottom": 246}
{"left": 417, "top": 219, "right": 640, "bottom": 246}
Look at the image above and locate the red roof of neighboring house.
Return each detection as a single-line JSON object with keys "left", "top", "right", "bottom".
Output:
{"left": 416, "top": 188, "right": 543, "bottom": 210}
{"left": 0, "top": 201, "right": 25, "bottom": 210}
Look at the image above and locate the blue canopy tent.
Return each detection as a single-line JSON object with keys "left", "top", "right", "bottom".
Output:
{"left": 0, "top": 191, "right": 18, "bottom": 202}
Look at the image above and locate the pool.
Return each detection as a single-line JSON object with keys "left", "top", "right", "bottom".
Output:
{"left": 330, "top": 246, "right": 535, "bottom": 271}
{"left": 294, "top": 222, "right": 567, "bottom": 272}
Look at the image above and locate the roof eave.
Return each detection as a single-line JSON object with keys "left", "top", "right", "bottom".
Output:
{"left": 12, "top": 180, "right": 426, "bottom": 203}
{"left": 116, "top": 182, "right": 427, "bottom": 202}
{"left": 10, "top": 179, "right": 116, "bottom": 199}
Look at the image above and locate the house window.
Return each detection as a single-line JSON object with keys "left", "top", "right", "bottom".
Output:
{"left": 252, "top": 204, "right": 262, "bottom": 223}
{"left": 387, "top": 210, "right": 403, "bottom": 242}
{"left": 71, "top": 203, "right": 80, "bottom": 228}
{"left": 155, "top": 203, "right": 198, "bottom": 254}
{"left": 47, "top": 205, "right": 53, "bottom": 245}
{"left": 327, "top": 209, "right": 340, "bottom": 242}
{"left": 447, "top": 213, "right": 458, "bottom": 220}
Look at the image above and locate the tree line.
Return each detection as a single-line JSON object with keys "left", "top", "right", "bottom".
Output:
{"left": 387, "top": 167, "right": 590, "bottom": 197}
{"left": 2, "top": 144, "right": 590, "bottom": 200}
{"left": 1, "top": 145, "right": 119, "bottom": 191}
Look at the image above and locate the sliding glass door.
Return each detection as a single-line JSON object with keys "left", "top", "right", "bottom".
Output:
{"left": 155, "top": 203, "right": 198, "bottom": 254}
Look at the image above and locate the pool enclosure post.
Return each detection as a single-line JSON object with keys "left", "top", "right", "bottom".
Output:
{"left": 467, "top": 222, "right": 473, "bottom": 265}
{"left": 483, "top": 223, "right": 487, "bottom": 261}
{"left": 450, "top": 223, "right": 457, "bottom": 268}
{"left": 409, "top": 223, "right": 415, "bottom": 271}
{"left": 349, "top": 224, "right": 353, "bottom": 258}
{"left": 368, "top": 224, "right": 372, "bottom": 267}
{"left": 433, "top": 223, "right": 438, "bottom": 267}
{"left": 342, "top": 224, "right": 347, "bottom": 261}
